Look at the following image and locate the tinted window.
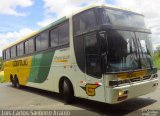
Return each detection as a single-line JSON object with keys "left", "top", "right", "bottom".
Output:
{"left": 25, "top": 41, "right": 29, "bottom": 54}
{"left": 17, "top": 43, "right": 24, "bottom": 56}
{"left": 50, "top": 21, "right": 69, "bottom": 47}
{"left": 85, "top": 34, "right": 98, "bottom": 54}
{"left": 11, "top": 46, "right": 16, "bottom": 58}
{"left": 73, "top": 9, "right": 96, "bottom": 35}
{"left": 36, "top": 35, "right": 41, "bottom": 51}
{"left": 59, "top": 21, "right": 69, "bottom": 45}
{"left": 17, "top": 44, "right": 20, "bottom": 56}
{"left": 41, "top": 31, "right": 49, "bottom": 50}
{"left": 6, "top": 49, "right": 10, "bottom": 60}
{"left": 102, "top": 9, "right": 145, "bottom": 28}
{"left": 29, "top": 38, "right": 35, "bottom": 53}
{"left": 107, "top": 31, "right": 140, "bottom": 72}
{"left": 85, "top": 34, "right": 101, "bottom": 77}
{"left": 50, "top": 28, "right": 58, "bottom": 47}
{"left": 36, "top": 31, "right": 49, "bottom": 51}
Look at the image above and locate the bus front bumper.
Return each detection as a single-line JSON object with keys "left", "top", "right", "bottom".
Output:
{"left": 106, "top": 79, "right": 159, "bottom": 104}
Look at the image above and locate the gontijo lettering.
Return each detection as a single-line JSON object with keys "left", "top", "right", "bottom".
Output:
{"left": 13, "top": 59, "right": 28, "bottom": 66}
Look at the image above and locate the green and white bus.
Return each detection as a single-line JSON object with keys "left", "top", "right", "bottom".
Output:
{"left": 3, "top": 5, "right": 158, "bottom": 104}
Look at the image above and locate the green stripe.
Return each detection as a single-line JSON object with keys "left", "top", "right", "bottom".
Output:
{"left": 28, "top": 51, "right": 54, "bottom": 83}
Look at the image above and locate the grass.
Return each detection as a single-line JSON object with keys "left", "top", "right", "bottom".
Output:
{"left": 154, "top": 59, "right": 160, "bottom": 70}
{"left": 153, "top": 54, "right": 160, "bottom": 70}
{"left": 0, "top": 71, "right": 5, "bottom": 83}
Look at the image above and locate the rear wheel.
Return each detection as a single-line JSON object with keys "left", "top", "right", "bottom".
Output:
{"left": 14, "top": 76, "right": 21, "bottom": 89}
{"left": 11, "top": 79, "right": 16, "bottom": 87}
{"left": 62, "top": 79, "right": 74, "bottom": 104}
{"left": 10, "top": 75, "right": 16, "bottom": 87}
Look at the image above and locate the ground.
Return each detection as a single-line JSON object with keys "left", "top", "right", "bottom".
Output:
{"left": 0, "top": 72, "right": 159, "bottom": 116}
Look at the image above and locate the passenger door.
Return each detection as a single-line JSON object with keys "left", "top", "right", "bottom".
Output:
{"left": 84, "top": 33, "right": 106, "bottom": 102}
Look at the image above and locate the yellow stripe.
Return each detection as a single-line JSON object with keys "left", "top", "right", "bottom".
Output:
{"left": 54, "top": 60, "right": 68, "bottom": 62}
{"left": 117, "top": 70, "right": 147, "bottom": 79}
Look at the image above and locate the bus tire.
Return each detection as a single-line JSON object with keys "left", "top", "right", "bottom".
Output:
{"left": 14, "top": 76, "right": 21, "bottom": 89}
{"left": 11, "top": 75, "right": 16, "bottom": 87}
{"left": 63, "top": 79, "right": 74, "bottom": 104}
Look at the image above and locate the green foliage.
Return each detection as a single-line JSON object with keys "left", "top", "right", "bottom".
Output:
{"left": 0, "top": 57, "right": 3, "bottom": 70}
{"left": 156, "top": 45, "right": 160, "bottom": 57}
{"left": 153, "top": 53, "right": 160, "bottom": 70}
{"left": 153, "top": 45, "right": 160, "bottom": 69}
{"left": 0, "top": 57, "right": 4, "bottom": 82}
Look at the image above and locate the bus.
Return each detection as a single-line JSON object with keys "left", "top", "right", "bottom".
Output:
{"left": 2, "top": 5, "right": 159, "bottom": 104}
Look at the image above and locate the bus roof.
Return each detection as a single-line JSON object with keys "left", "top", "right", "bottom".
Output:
{"left": 3, "top": 4, "right": 142, "bottom": 51}
{"left": 72, "top": 4, "right": 142, "bottom": 16}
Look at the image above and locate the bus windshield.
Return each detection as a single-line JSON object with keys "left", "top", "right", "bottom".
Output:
{"left": 100, "top": 8, "right": 146, "bottom": 28}
{"left": 106, "top": 30, "right": 153, "bottom": 72}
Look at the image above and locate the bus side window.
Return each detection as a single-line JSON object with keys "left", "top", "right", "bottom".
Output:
{"left": 50, "top": 20, "right": 69, "bottom": 47}
{"left": 36, "top": 31, "right": 49, "bottom": 52}
{"left": 40, "top": 31, "right": 49, "bottom": 50}
{"left": 29, "top": 38, "right": 35, "bottom": 53}
{"left": 25, "top": 40, "right": 29, "bottom": 54}
{"left": 17, "top": 43, "right": 24, "bottom": 56}
{"left": 6, "top": 49, "right": 10, "bottom": 60}
{"left": 50, "top": 28, "right": 59, "bottom": 47}
{"left": 36, "top": 35, "right": 41, "bottom": 51}
{"left": 58, "top": 21, "right": 69, "bottom": 45}
{"left": 11, "top": 46, "right": 16, "bottom": 58}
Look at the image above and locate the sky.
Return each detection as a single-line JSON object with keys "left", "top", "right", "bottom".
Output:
{"left": 0, "top": 0, "right": 160, "bottom": 56}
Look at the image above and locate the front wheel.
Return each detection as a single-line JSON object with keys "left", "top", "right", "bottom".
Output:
{"left": 63, "top": 79, "right": 74, "bottom": 104}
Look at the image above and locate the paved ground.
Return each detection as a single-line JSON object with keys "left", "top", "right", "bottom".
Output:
{"left": 0, "top": 72, "right": 160, "bottom": 116}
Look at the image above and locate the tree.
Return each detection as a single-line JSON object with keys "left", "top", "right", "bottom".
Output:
{"left": 156, "top": 45, "right": 160, "bottom": 57}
